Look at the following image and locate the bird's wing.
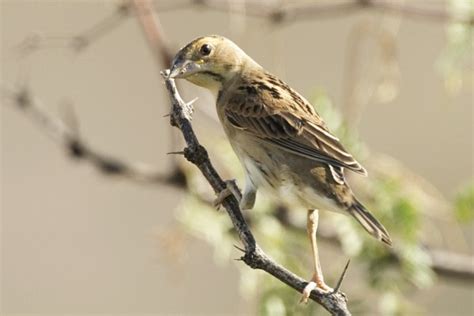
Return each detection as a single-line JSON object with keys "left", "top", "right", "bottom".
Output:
{"left": 224, "top": 83, "right": 367, "bottom": 176}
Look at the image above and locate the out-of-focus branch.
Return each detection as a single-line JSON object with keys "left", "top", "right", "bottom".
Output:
{"left": 429, "top": 249, "right": 474, "bottom": 281}
{"left": 1, "top": 85, "right": 185, "bottom": 187}
{"left": 14, "top": 2, "right": 131, "bottom": 57}
{"left": 274, "top": 206, "right": 474, "bottom": 281}
{"left": 71, "top": 2, "right": 132, "bottom": 51}
{"left": 131, "top": 0, "right": 173, "bottom": 66}
{"left": 160, "top": 71, "right": 351, "bottom": 315}
{"left": 182, "top": 0, "right": 473, "bottom": 25}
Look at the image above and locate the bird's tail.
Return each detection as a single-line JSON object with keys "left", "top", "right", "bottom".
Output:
{"left": 349, "top": 199, "right": 392, "bottom": 246}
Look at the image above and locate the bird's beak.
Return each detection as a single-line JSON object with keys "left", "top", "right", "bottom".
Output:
{"left": 169, "top": 59, "right": 201, "bottom": 79}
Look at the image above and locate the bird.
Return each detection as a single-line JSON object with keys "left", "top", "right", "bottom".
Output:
{"left": 168, "top": 35, "right": 392, "bottom": 303}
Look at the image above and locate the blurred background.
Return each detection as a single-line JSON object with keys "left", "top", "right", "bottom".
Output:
{"left": 1, "top": 0, "right": 473, "bottom": 315}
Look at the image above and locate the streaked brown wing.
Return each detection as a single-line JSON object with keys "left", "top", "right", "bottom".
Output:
{"left": 224, "top": 92, "right": 367, "bottom": 176}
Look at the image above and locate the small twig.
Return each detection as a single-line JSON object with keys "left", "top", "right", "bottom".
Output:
{"left": 160, "top": 70, "right": 351, "bottom": 316}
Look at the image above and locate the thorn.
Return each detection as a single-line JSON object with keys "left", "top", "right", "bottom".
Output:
{"left": 186, "top": 97, "right": 198, "bottom": 106}
{"left": 233, "top": 244, "right": 246, "bottom": 253}
{"left": 332, "top": 259, "right": 351, "bottom": 294}
{"left": 163, "top": 113, "right": 171, "bottom": 117}
{"left": 234, "top": 257, "right": 243, "bottom": 261}
{"left": 167, "top": 151, "right": 184, "bottom": 155}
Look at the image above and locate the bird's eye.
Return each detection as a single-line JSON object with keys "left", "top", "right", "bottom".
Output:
{"left": 199, "top": 44, "right": 212, "bottom": 56}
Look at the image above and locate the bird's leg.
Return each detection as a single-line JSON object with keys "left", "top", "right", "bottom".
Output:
{"left": 300, "top": 209, "right": 333, "bottom": 304}
{"left": 239, "top": 175, "right": 256, "bottom": 210}
{"left": 213, "top": 179, "right": 242, "bottom": 208}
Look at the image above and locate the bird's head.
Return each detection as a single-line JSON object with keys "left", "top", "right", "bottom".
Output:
{"left": 169, "top": 35, "right": 253, "bottom": 93}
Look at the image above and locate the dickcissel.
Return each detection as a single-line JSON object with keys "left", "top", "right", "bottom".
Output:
{"left": 169, "top": 35, "right": 391, "bottom": 303}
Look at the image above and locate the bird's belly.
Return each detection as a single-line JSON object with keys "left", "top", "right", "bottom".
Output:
{"left": 235, "top": 144, "right": 342, "bottom": 213}
{"left": 297, "top": 186, "right": 342, "bottom": 213}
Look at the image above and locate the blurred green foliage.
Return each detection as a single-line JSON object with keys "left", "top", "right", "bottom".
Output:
{"left": 455, "top": 182, "right": 474, "bottom": 223}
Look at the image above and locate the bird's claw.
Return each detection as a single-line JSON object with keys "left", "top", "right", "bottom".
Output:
{"left": 300, "top": 281, "right": 317, "bottom": 304}
{"left": 299, "top": 280, "right": 333, "bottom": 304}
{"left": 213, "top": 179, "right": 242, "bottom": 210}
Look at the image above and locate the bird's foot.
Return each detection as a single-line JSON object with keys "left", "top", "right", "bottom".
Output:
{"left": 300, "top": 278, "right": 333, "bottom": 304}
{"left": 213, "top": 179, "right": 242, "bottom": 209}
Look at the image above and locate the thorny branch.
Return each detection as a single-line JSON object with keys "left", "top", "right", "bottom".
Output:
{"left": 3, "top": 0, "right": 473, "bottom": 284}
{"left": 131, "top": 0, "right": 474, "bottom": 284}
{"left": 3, "top": 1, "right": 473, "bottom": 314}
{"left": 3, "top": 82, "right": 474, "bottom": 282}
{"left": 160, "top": 70, "right": 352, "bottom": 315}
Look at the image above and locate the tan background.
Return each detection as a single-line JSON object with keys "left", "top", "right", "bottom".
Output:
{"left": 1, "top": 0, "right": 473, "bottom": 315}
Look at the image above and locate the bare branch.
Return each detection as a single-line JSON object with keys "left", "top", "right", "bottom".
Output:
{"left": 185, "top": 0, "right": 473, "bottom": 25}
{"left": 160, "top": 70, "right": 351, "bottom": 315}
{"left": 1, "top": 85, "right": 184, "bottom": 187}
